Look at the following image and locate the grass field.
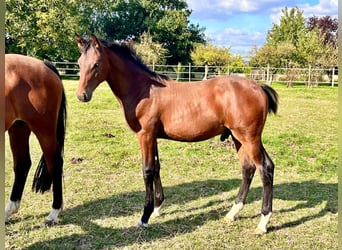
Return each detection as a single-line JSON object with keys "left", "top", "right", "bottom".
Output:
{"left": 5, "top": 80, "right": 338, "bottom": 249}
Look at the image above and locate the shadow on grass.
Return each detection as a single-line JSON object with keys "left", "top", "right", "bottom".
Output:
{"left": 24, "top": 179, "right": 336, "bottom": 249}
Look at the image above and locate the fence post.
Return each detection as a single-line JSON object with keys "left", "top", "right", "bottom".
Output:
{"left": 266, "top": 63, "right": 270, "bottom": 84}
{"left": 203, "top": 64, "right": 208, "bottom": 80}
{"left": 308, "top": 64, "right": 311, "bottom": 87}
{"left": 332, "top": 67, "right": 335, "bottom": 87}
{"left": 189, "top": 63, "right": 191, "bottom": 82}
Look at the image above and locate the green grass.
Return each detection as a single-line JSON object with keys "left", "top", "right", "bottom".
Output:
{"left": 5, "top": 81, "right": 337, "bottom": 249}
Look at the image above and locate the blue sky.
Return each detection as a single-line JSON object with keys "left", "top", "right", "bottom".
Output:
{"left": 186, "top": 0, "right": 338, "bottom": 55}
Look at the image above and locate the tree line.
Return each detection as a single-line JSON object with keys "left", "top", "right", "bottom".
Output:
{"left": 5, "top": 0, "right": 205, "bottom": 63}
{"left": 5, "top": 1, "right": 337, "bottom": 69}
{"left": 249, "top": 7, "right": 337, "bottom": 69}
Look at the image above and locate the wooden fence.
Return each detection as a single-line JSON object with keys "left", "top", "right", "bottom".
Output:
{"left": 52, "top": 62, "right": 338, "bottom": 87}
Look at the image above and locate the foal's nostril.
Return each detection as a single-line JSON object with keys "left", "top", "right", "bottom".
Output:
{"left": 83, "top": 92, "right": 87, "bottom": 101}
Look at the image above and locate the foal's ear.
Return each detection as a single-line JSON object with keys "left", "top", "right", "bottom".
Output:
{"left": 90, "top": 34, "right": 102, "bottom": 50}
{"left": 75, "top": 33, "right": 86, "bottom": 50}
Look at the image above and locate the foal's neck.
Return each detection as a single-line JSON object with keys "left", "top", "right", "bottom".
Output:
{"left": 106, "top": 53, "right": 154, "bottom": 103}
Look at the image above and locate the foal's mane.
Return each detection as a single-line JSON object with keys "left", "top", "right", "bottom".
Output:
{"left": 84, "top": 38, "right": 169, "bottom": 81}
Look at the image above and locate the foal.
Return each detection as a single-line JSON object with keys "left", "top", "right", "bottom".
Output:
{"left": 75, "top": 34, "right": 278, "bottom": 233}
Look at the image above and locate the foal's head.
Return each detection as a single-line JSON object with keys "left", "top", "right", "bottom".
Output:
{"left": 75, "top": 34, "right": 110, "bottom": 102}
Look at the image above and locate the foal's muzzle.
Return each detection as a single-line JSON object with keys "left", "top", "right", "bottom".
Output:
{"left": 77, "top": 92, "right": 91, "bottom": 102}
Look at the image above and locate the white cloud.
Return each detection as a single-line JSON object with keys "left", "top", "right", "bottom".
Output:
{"left": 300, "top": 0, "right": 338, "bottom": 17}
{"left": 187, "top": 0, "right": 286, "bottom": 19}
{"left": 209, "top": 28, "right": 265, "bottom": 54}
{"left": 188, "top": 0, "right": 337, "bottom": 22}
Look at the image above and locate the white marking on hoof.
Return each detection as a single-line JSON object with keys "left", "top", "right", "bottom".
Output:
{"left": 256, "top": 212, "right": 272, "bottom": 234}
{"left": 152, "top": 206, "right": 161, "bottom": 217}
{"left": 43, "top": 208, "right": 61, "bottom": 226}
{"left": 225, "top": 202, "right": 244, "bottom": 221}
{"left": 5, "top": 200, "right": 20, "bottom": 222}
{"left": 138, "top": 220, "right": 149, "bottom": 228}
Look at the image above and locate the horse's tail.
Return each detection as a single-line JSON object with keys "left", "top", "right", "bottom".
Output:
{"left": 32, "top": 61, "right": 67, "bottom": 193}
{"left": 261, "top": 84, "right": 278, "bottom": 114}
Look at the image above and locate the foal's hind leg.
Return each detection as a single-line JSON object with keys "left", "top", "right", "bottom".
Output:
{"left": 241, "top": 140, "right": 274, "bottom": 234}
{"left": 226, "top": 138, "right": 256, "bottom": 221}
{"left": 152, "top": 145, "right": 164, "bottom": 216}
{"left": 227, "top": 130, "right": 274, "bottom": 233}
{"left": 6, "top": 121, "right": 32, "bottom": 222}
{"left": 256, "top": 148, "right": 274, "bottom": 234}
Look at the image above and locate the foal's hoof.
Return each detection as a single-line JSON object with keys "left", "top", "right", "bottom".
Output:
{"left": 225, "top": 214, "right": 236, "bottom": 222}
{"left": 42, "top": 219, "right": 58, "bottom": 227}
{"left": 137, "top": 220, "right": 148, "bottom": 228}
{"left": 152, "top": 207, "right": 161, "bottom": 217}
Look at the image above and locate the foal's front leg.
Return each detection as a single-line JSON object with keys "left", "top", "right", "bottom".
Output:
{"left": 153, "top": 145, "right": 164, "bottom": 216}
{"left": 138, "top": 133, "right": 156, "bottom": 227}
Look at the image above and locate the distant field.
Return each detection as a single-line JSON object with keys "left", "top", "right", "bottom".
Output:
{"left": 5, "top": 80, "right": 337, "bottom": 249}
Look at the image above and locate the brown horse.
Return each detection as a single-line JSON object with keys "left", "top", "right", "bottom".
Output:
{"left": 5, "top": 54, "right": 67, "bottom": 226}
{"left": 75, "top": 34, "right": 278, "bottom": 234}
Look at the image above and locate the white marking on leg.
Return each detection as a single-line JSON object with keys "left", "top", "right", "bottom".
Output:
{"left": 226, "top": 202, "right": 244, "bottom": 221}
{"left": 45, "top": 208, "right": 61, "bottom": 224}
{"left": 152, "top": 206, "right": 161, "bottom": 217}
{"left": 5, "top": 200, "right": 20, "bottom": 222}
{"left": 256, "top": 212, "right": 272, "bottom": 234}
{"left": 138, "top": 220, "right": 149, "bottom": 228}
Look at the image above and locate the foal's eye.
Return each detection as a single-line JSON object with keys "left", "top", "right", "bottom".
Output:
{"left": 94, "top": 63, "right": 100, "bottom": 69}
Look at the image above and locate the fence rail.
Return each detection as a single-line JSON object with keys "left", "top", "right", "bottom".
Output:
{"left": 53, "top": 62, "right": 338, "bottom": 87}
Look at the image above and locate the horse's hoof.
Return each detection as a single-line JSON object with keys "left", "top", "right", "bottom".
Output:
{"left": 225, "top": 214, "right": 236, "bottom": 222}
{"left": 152, "top": 207, "right": 161, "bottom": 217}
{"left": 42, "top": 219, "right": 58, "bottom": 227}
{"left": 254, "top": 227, "right": 267, "bottom": 235}
{"left": 137, "top": 220, "right": 149, "bottom": 228}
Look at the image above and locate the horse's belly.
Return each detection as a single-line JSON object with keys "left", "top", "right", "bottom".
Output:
{"left": 161, "top": 119, "right": 225, "bottom": 142}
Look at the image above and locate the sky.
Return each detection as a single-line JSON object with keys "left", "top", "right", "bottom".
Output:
{"left": 186, "top": 0, "right": 338, "bottom": 56}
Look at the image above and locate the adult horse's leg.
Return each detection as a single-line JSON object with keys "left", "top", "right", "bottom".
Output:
{"left": 152, "top": 144, "right": 164, "bottom": 216}
{"left": 5, "top": 121, "right": 32, "bottom": 222}
{"left": 137, "top": 132, "right": 156, "bottom": 227}
{"left": 35, "top": 131, "right": 63, "bottom": 226}
{"left": 226, "top": 137, "right": 256, "bottom": 221}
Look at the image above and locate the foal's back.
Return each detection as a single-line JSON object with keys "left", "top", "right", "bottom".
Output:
{"left": 154, "top": 75, "right": 268, "bottom": 142}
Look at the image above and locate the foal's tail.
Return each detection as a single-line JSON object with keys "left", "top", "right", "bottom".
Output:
{"left": 261, "top": 84, "right": 278, "bottom": 114}
{"left": 32, "top": 62, "right": 67, "bottom": 193}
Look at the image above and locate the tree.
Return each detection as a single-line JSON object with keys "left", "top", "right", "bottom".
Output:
{"left": 266, "top": 7, "right": 306, "bottom": 47}
{"left": 191, "top": 43, "right": 230, "bottom": 66}
{"left": 307, "top": 16, "right": 338, "bottom": 47}
{"left": 5, "top": 0, "right": 86, "bottom": 60}
{"left": 297, "top": 28, "right": 325, "bottom": 67}
{"left": 251, "top": 7, "right": 337, "bottom": 69}
{"left": 133, "top": 32, "right": 168, "bottom": 64}
{"left": 6, "top": 0, "right": 205, "bottom": 63}
{"left": 96, "top": 0, "right": 206, "bottom": 64}
{"left": 250, "top": 7, "right": 306, "bottom": 68}
{"left": 191, "top": 43, "right": 231, "bottom": 78}
{"left": 249, "top": 44, "right": 277, "bottom": 67}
